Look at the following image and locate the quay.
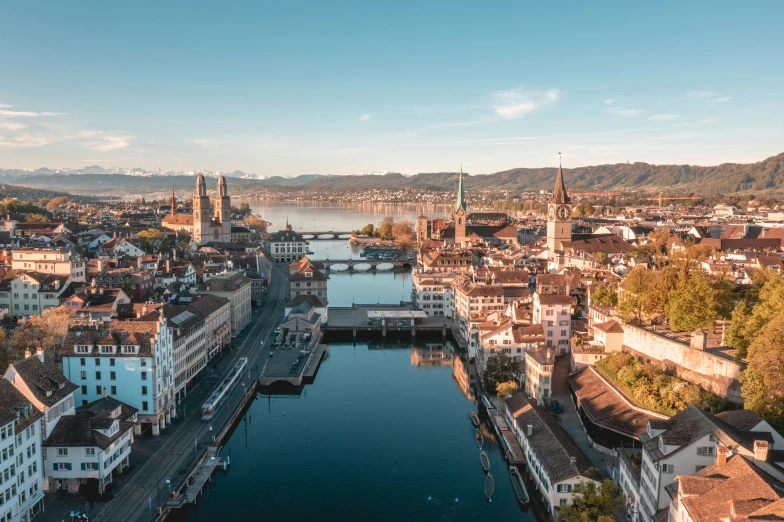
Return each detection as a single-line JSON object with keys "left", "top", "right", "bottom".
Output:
{"left": 323, "top": 304, "right": 453, "bottom": 339}
{"left": 259, "top": 341, "right": 328, "bottom": 386}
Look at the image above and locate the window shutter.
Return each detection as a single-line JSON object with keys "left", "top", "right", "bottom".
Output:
{"left": 66, "top": 463, "right": 72, "bottom": 471}
{"left": 53, "top": 463, "right": 58, "bottom": 471}
{"left": 81, "top": 463, "right": 86, "bottom": 471}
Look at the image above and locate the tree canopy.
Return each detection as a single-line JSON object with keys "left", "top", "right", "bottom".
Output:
{"left": 558, "top": 479, "right": 623, "bottom": 522}
{"left": 137, "top": 228, "right": 168, "bottom": 252}
{"left": 725, "top": 268, "right": 784, "bottom": 359}
{"left": 483, "top": 353, "right": 517, "bottom": 394}
{"left": 739, "top": 312, "right": 784, "bottom": 430}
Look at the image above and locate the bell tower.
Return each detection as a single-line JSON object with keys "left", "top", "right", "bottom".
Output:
{"left": 417, "top": 215, "right": 429, "bottom": 244}
{"left": 193, "top": 174, "right": 211, "bottom": 244}
{"left": 214, "top": 175, "right": 231, "bottom": 241}
{"left": 547, "top": 155, "right": 572, "bottom": 258}
{"left": 454, "top": 161, "right": 467, "bottom": 245}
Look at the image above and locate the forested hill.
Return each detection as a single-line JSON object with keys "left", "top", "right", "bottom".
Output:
{"left": 2, "top": 153, "right": 782, "bottom": 196}
{"left": 301, "top": 153, "right": 784, "bottom": 195}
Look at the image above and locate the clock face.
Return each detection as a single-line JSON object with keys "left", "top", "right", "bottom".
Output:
{"left": 548, "top": 205, "right": 555, "bottom": 221}
{"left": 557, "top": 205, "right": 571, "bottom": 220}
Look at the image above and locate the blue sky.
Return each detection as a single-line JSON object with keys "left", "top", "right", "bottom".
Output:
{"left": 1, "top": 1, "right": 783, "bottom": 176}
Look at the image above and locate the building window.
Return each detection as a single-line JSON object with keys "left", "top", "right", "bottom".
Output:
{"left": 142, "top": 401, "right": 148, "bottom": 411}
{"left": 95, "top": 358, "right": 101, "bottom": 366}
{"left": 80, "top": 358, "right": 86, "bottom": 366}
{"left": 95, "top": 371, "right": 101, "bottom": 380}
{"left": 80, "top": 371, "right": 86, "bottom": 380}
{"left": 111, "top": 386, "right": 117, "bottom": 395}
{"left": 57, "top": 448, "right": 68, "bottom": 457}
{"left": 81, "top": 385, "right": 87, "bottom": 394}
{"left": 141, "top": 372, "right": 147, "bottom": 381}
{"left": 85, "top": 448, "right": 95, "bottom": 456}
{"left": 142, "top": 386, "right": 148, "bottom": 396}
{"left": 662, "top": 464, "right": 674, "bottom": 473}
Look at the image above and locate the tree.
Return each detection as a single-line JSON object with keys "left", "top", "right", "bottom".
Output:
{"left": 137, "top": 228, "right": 168, "bottom": 252}
{"left": 725, "top": 268, "right": 784, "bottom": 359}
{"left": 243, "top": 215, "right": 268, "bottom": 233}
{"left": 558, "top": 479, "right": 623, "bottom": 522}
{"left": 10, "top": 307, "right": 72, "bottom": 364}
{"left": 665, "top": 272, "right": 718, "bottom": 331}
{"left": 46, "top": 196, "right": 69, "bottom": 210}
{"left": 360, "top": 224, "right": 375, "bottom": 236}
{"left": 0, "top": 328, "right": 9, "bottom": 373}
{"left": 391, "top": 219, "right": 415, "bottom": 240}
{"left": 739, "top": 312, "right": 784, "bottom": 430}
{"left": 25, "top": 213, "right": 48, "bottom": 223}
{"left": 377, "top": 217, "right": 394, "bottom": 239}
{"left": 592, "top": 285, "right": 618, "bottom": 307}
{"left": 396, "top": 235, "right": 414, "bottom": 254}
{"left": 496, "top": 380, "right": 518, "bottom": 397}
{"left": 176, "top": 240, "right": 192, "bottom": 257}
{"left": 592, "top": 251, "right": 610, "bottom": 266}
{"left": 483, "top": 353, "right": 517, "bottom": 394}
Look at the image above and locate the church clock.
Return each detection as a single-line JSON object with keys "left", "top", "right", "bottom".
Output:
{"left": 548, "top": 205, "right": 556, "bottom": 221}
{"left": 556, "top": 205, "right": 571, "bottom": 221}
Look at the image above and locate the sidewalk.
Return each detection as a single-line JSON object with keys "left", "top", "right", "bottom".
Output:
{"left": 550, "top": 356, "right": 612, "bottom": 478}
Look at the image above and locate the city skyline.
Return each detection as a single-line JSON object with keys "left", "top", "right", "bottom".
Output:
{"left": 1, "top": 1, "right": 783, "bottom": 175}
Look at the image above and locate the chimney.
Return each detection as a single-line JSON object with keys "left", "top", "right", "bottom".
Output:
{"left": 526, "top": 424, "right": 533, "bottom": 436}
{"left": 166, "top": 259, "right": 171, "bottom": 272}
{"left": 754, "top": 440, "right": 769, "bottom": 462}
{"left": 690, "top": 329, "right": 707, "bottom": 351}
{"left": 102, "top": 387, "right": 108, "bottom": 399}
{"left": 570, "top": 456, "right": 577, "bottom": 465}
{"left": 24, "top": 349, "right": 31, "bottom": 359}
{"left": 546, "top": 348, "right": 552, "bottom": 362}
{"left": 716, "top": 445, "right": 729, "bottom": 466}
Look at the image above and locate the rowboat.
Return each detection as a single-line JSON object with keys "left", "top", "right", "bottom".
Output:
{"left": 470, "top": 410, "right": 480, "bottom": 427}
{"left": 485, "top": 473, "right": 495, "bottom": 500}
{"left": 509, "top": 465, "right": 529, "bottom": 506}
{"left": 475, "top": 430, "right": 484, "bottom": 449}
{"left": 480, "top": 450, "right": 490, "bottom": 473}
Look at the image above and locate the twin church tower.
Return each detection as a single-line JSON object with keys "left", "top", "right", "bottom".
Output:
{"left": 162, "top": 174, "right": 232, "bottom": 245}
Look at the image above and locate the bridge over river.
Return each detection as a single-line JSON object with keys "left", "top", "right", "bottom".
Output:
{"left": 320, "top": 258, "right": 413, "bottom": 271}
{"left": 300, "top": 231, "right": 353, "bottom": 240}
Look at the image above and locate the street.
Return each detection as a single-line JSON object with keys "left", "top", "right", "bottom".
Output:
{"left": 40, "top": 266, "right": 288, "bottom": 522}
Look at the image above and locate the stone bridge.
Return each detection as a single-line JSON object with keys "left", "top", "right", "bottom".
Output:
{"left": 320, "top": 259, "right": 414, "bottom": 271}
{"left": 300, "top": 231, "right": 353, "bottom": 240}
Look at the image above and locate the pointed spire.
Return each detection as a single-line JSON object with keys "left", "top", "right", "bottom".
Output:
{"left": 550, "top": 152, "right": 571, "bottom": 204}
{"left": 455, "top": 159, "right": 466, "bottom": 213}
{"left": 170, "top": 185, "right": 176, "bottom": 215}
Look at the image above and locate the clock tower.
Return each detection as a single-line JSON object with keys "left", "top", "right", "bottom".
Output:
{"left": 454, "top": 161, "right": 467, "bottom": 245}
{"left": 546, "top": 157, "right": 572, "bottom": 258}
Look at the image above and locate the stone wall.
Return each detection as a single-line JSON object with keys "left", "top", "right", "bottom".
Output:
{"left": 622, "top": 324, "right": 744, "bottom": 403}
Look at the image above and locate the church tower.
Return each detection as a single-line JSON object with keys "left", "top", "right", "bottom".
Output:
{"left": 214, "top": 175, "right": 231, "bottom": 241}
{"left": 454, "top": 162, "right": 467, "bottom": 245}
{"left": 547, "top": 156, "right": 572, "bottom": 258}
{"left": 170, "top": 186, "right": 176, "bottom": 215}
{"left": 417, "top": 215, "right": 429, "bottom": 244}
{"left": 193, "top": 174, "right": 211, "bottom": 244}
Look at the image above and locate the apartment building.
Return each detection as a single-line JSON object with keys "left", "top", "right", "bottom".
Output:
{"left": 62, "top": 315, "right": 175, "bottom": 436}
{"left": 199, "top": 271, "right": 251, "bottom": 336}
{"left": 10, "top": 248, "right": 86, "bottom": 283}
{"left": 269, "top": 227, "right": 307, "bottom": 263}
{"left": 288, "top": 257, "right": 328, "bottom": 306}
{"left": 412, "top": 270, "right": 455, "bottom": 318}
{"left": 453, "top": 277, "right": 505, "bottom": 358}
{"left": 0, "top": 272, "right": 72, "bottom": 318}
{"left": 532, "top": 292, "right": 574, "bottom": 355}
{"left": 0, "top": 379, "right": 44, "bottom": 522}
{"left": 42, "top": 397, "right": 136, "bottom": 495}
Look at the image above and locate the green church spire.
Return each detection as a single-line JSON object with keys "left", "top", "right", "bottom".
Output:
{"left": 455, "top": 160, "right": 466, "bottom": 213}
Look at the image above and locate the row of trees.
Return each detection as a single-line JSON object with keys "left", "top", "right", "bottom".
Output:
{"left": 351, "top": 217, "right": 416, "bottom": 252}
{"left": 618, "top": 244, "right": 736, "bottom": 331}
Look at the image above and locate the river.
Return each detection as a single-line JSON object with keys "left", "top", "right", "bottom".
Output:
{"left": 169, "top": 201, "right": 538, "bottom": 521}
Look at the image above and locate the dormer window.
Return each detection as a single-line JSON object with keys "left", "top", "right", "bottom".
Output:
{"left": 75, "top": 345, "right": 90, "bottom": 354}
{"left": 99, "top": 345, "right": 115, "bottom": 354}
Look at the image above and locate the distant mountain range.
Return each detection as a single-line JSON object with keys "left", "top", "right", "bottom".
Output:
{"left": 2, "top": 153, "right": 783, "bottom": 196}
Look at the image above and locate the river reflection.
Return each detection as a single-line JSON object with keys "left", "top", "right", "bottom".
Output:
{"left": 172, "top": 342, "right": 537, "bottom": 522}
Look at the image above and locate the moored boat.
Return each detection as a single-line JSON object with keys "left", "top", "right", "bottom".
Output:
{"left": 485, "top": 473, "right": 495, "bottom": 500}
{"left": 480, "top": 450, "right": 490, "bottom": 473}
{"left": 470, "top": 410, "right": 480, "bottom": 427}
{"left": 509, "top": 465, "right": 529, "bottom": 506}
{"left": 475, "top": 430, "right": 484, "bottom": 449}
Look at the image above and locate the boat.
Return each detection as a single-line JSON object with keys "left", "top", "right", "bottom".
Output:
{"left": 475, "top": 430, "right": 484, "bottom": 449}
{"left": 470, "top": 410, "right": 480, "bottom": 427}
{"left": 509, "top": 466, "right": 529, "bottom": 506}
{"left": 480, "top": 450, "right": 490, "bottom": 473}
{"left": 484, "top": 473, "right": 495, "bottom": 500}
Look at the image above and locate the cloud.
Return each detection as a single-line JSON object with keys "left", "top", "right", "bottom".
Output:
{"left": 687, "top": 91, "right": 732, "bottom": 103}
{"left": 0, "top": 120, "right": 27, "bottom": 131}
{"left": 649, "top": 114, "right": 681, "bottom": 120}
{"left": 604, "top": 98, "right": 615, "bottom": 105}
{"left": 85, "top": 135, "right": 131, "bottom": 151}
{"left": 359, "top": 114, "right": 373, "bottom": 122}
{"left": 607, "top": 107, "right": 643, "bottom": 117}
{"left": 687, "top": 90, "right": 715, "bottom": 100}
{"left": 188, "top": 138, "right": 213, "bottom": 145}
{"left": 492, "top": 88, "right": 560, "bottom": 119}
{"left": 0, "top": 109, "right": 65, "bottom": 118}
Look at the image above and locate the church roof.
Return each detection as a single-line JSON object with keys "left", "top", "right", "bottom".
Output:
{"left": 162, "top": 214, "right": 194, "bottom": 225}
{"left": 550, "top": 160, "right": 571, "bottom": 204}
